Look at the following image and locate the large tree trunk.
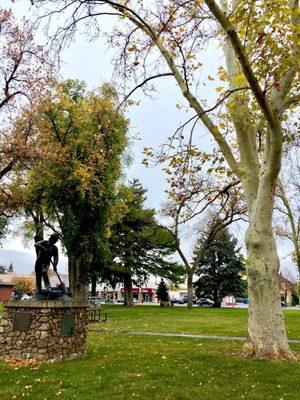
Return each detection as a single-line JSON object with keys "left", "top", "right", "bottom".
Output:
{"left": 187, "top": 270, "right": 194, "bottom": 309}
{"left": 243, "top": 182, "right": 295, "bottom": 360}
{"left": 68, "top": 256, "right": 89, "bottom": 301}
{"left": 123, "top": 273, "right": 133, "bottom": 307}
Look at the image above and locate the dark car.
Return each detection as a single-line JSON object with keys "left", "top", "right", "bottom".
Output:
{"left": 235, "top": 297, "right": 244, "bottom": 303}
{"left": 171, "top": 298, "right": 181, "bottom": 304}
{"left": 196, "top": 298, "right": 213, "bottom": 307}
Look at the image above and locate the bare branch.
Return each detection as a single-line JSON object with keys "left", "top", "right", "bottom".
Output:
{"left": 116, "top": 73, "right": 173, "bottom": 113}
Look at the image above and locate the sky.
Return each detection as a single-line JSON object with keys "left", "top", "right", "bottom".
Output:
{"left": 0, "top": 0, "right": 298, "bottom": 281}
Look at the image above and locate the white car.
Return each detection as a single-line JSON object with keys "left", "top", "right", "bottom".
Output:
{"left": 20, "top": 294, "right": 33, "bottom": 300}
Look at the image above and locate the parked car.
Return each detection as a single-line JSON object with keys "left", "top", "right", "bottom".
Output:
{"left": 196, "top": 298, "right": 213, "bottom": 307}
{"left": 115, "top": 298, "right": 139, "bottom": 304}
{"left": 235, "top": 297, "right": 244, "bottom": 303}
{"left": 20, "top": 293, "right": 33, "bottom": 300}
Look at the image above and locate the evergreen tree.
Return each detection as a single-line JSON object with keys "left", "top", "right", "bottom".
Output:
{"left": 108, "top": 179, "right": 184, "bottom": 306}
{"left": 0, "top": 265, "right": 7, "bottom": 274}
{"left": 156, "top": 279, "right": 169, "bottom": 304}
{"left": 194, "top": 228, "right": 246, "bottom": 307}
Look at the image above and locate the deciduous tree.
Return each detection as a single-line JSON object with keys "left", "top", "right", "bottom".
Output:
{"left": 17, "top": 79, "right": 129, "bottom": 299}
{"left": 0, "top": 7, "right": 49, "bottom": 181}
{"left": 35, "top": 0, "right": 299, "bottom": 359}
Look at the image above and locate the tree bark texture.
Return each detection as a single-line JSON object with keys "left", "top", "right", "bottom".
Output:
{"left": 187, "top": 270, "right": 194, "bottom": 309}
{"left": 243, "top": 180, "right": 296, "bottom": 360}
{"left": 244, "top": 228, "right": 294, "bottom": 359}
{"left": 68, "top": 256, "right": 89, "bottom": 301}
{"left": 123, "top": 273, "right": 134, "bottom": 307}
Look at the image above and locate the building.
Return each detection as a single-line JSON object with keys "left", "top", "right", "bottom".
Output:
{"left": 278, "top": 271, "right": 296, "bottom": 306}
{"left": 0, "top": 270, "right": 69, "bottom": 295}
{"left": 94, "top": 281, "right": 157, "bottom": 303}
{"left": 0, "top": 281, "right": 14, "bottom": 301}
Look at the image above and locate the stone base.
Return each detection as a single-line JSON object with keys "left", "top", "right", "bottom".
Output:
{"left": 0, "top": 300, "right": 89, "bottom": 362}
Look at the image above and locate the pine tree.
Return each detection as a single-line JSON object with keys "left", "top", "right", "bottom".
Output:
{"left": 194, "top": 228, "right": 246, "bottom": 307}
{"left": 156, "top": 279, "right": 169, "bottom": 304}
{"left": 107, "top": 179, "right": 184, "bottom": 306}
{"left": 0, "top": 265, "right": 6, "bottom": 274}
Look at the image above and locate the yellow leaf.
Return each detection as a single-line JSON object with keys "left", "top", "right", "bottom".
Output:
{"left": 233, "top": 73, "right": 247, "bottom": 86}
{"left": 127, "top": 45, "right": 137, "bottom": 52}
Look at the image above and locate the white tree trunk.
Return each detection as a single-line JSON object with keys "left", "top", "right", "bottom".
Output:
{"left": 243, "top": 190, "right": 295, "bottom": 359}
{"left": 244, "top": 239, "right": 295, "bottom": 358}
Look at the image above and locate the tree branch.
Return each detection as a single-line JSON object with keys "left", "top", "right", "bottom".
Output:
{"left": 116, "top": 73, "right": 173, "bottom": 113}
{"left": 204, "top": 0, "right": 280, "bottom": 134}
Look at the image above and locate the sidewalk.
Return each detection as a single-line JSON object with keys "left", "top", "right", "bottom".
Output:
{"left": 89, "top": 328, "right": 300, "bottom": 344}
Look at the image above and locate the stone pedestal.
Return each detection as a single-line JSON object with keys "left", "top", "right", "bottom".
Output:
{"left": 0, "top": 300, "right": 89, "bottom": 362}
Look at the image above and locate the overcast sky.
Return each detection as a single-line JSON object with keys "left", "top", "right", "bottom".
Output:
{"left": 0, "top": 0, "right": 298, "bottom": 281}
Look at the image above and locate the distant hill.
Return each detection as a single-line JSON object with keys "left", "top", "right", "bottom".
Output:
{"left": 0, "top": 249, "right": 67, "bottom": 274}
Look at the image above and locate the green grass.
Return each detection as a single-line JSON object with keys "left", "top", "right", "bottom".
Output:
{"left": 100, "top": 305, "right": 300, "bottom": 339}
{"left": 0, "top": 305, "right": 299, "bottom": 400}
{"left": 0, "top": 332, "right": 299, "bottom": 400}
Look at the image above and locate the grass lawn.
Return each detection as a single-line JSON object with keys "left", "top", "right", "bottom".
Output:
{"left": 0, "top": 305, "right": 299, "bottom": 400}
{"left": 99, "top": 305, "right": 300, "bottom": 339}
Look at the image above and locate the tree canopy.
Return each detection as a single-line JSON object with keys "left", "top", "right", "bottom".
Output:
{"left": 13, "top": 79, "right": 129, "bottom": 299}
{"left": 107, "top": 179, "right": 184, "bottom": 306}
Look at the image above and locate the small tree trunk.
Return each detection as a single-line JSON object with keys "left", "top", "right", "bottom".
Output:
{"left": 68, "top": 256, "right": 89, "bottom": 301}
{"left": 213, "top": 289, "right": 220, "bottom": 307}
{"left": 243, "top": 225, "right": 295, "bottom": 360}
{"left": 187, "top": 270, "right": 194, "bottom": 309}
{"left": 91, "top": 275, "right": 97, "bottom": 297}
{"left": 123, "top": 274, "right": 133, "bottom": 307}
{"left": 32, "top": 208, "right": 44, "bottom": 256}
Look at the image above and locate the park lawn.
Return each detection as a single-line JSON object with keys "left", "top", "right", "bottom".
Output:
{"left": 0, "top": 332, "right": 300, "bottom": 400}
{"left": 0, "top": 305, "right": 300, "bottom": 399}
{"left": 98, "top": 305, "right": 300, "bottom": 339}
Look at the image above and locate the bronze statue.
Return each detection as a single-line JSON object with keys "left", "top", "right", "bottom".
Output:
{"left": 34, "top": 233, "right": 59, "bottom": 294}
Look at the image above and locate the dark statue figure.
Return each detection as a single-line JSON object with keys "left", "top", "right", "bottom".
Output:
{"left": 35, "top": 233, "right": 59, "bottom": 293}
{"left": 34, "top": 233, "right": 71, "bottom": 300}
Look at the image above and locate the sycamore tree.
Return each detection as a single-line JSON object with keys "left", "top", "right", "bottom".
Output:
{"left": 276, "top": 141, "right": 300, "bottom": 274}
{"left": 36, "top": 0, "right": 299, "bottom": 358}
